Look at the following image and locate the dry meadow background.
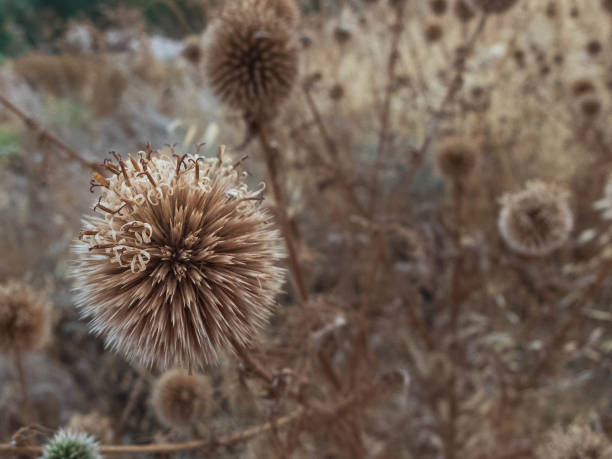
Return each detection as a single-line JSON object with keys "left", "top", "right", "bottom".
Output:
{"left": 1, "top": 0, "right": 612, "bottom": 457}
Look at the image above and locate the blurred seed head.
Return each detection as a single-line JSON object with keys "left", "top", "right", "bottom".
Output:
{"left": 545, "top": 2, "right": 557, "bottom": 18}
{"left": 42, "top": 429, "right": 101, "bottom": 459}
{"left": 181, "top": 35, "right": 203, "bottom": 65}
{"left": 586, "top": 39, "right": 602, "bottom": 57}
{"left": 72, "top": 148, "right": 285, "bottom": 370}
{"left": 67, "top": 412, "right": 114, "bottom": 444}
{"left": 0, "top": 279, "right": 51, "bottom": 354}
{"left": 571, "top": 78, "right": 595, "bottom": 97}
{"left": 580, "top": 97, "right": 602, "bottom": 117}
{"left": 204, "top": 0, "right": 299, "bottom": 121}
{"left": 474, "top": 0, "right": 519, "bottom": 14}
{"left": 430, "top": 0, "right": 448, "bottom": 16}
{"left": 537, "top": 423, "right": 612, "bottom": 459}
{"left": 435, "top": 137, "right": 478, "bottom": 181}
{"left": 333, "top": 24, "right": 352, "bottom": 45}
{"left": 454, "top": 0, "right": 476, "bottom": 22}
{"left": 152, "top": 369, "right": 211, "bottom": 428}
{"left": 498, "top": 181, "right": 573, "bottom": 256}
{"left": 603, "top": 0, "right": 612, "bottom": 14}
{"left": 329, "top": 83, "right": 344, "bottom": 101}
{"left": 424, "top": 22, "right": 444, "bottom": 43}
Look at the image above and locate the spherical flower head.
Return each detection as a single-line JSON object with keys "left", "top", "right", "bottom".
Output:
{"left": 498, "top": 181, "right": 573, "bottom": 256}
{"left": 474, "top": 0, "right": 519, "bottom": 14}
{"left": 424, "top": 22, "right": 444, "bottom": 43}
{"left": 435, "top": 137, "right": 478, "bottom": 181}
{"left": 152, "top": 369, "right": 211, "bottom": 428}
{"left": 571, "top": 78, "right": 595, "bottom": 97}
{"left": 537, "top": 423, "right": 612, "bottom": 459}
{"left": 580, "top": 97, "right": 602, "bottom": 118}
{"left": 430, "top": 0, "right": 448, "bottom": 16}
{"left": 72, "top": 147, "right": 285, "bottom": 370}
{"left": 204, "top": 0, "right": 299, "bottom": 121}
{"left": 0, "top": 279, "right": 51, "bottom": 354}
{"left": 41, "top": 429, "right": 101, "bottom": 459}
{"left": 181, "top": 35, "right": 203, "bottom": 65}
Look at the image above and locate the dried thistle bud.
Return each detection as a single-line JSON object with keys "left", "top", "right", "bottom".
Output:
{"left": 205, "top": 0, "right": 299, "bottom": 121}
{"left": 67, "top": 412, "right": 114, "bottom": 444}
{"left": 430, "top": 0, "right": 448, "bottom": 15}
{"left": 498, "top": 181, "right": 573, "bottom": 256}
{"left": 0, "top": 279, "right": 51, "bottom": 354}
{"left": 571, "top": 78, "right": 595, "bottom": 97}
{"left": 424, "top": 22, "right": 444, "bottom": 43}
{"left": 435, "top": 137, "right": 478, "bottom": 181}
{"left": 152, "top": 369, "right": 211, "bottom": 428}
{"left": 537, "top": 423, "right": 612, "bottom": 459}
{"left": 474, "top": 0, "right": 519, "bottom": 14}
{"left": 42, "top": 429, "right": 101, "bottom": 459}
{"left": 454, "top": 0, "right": 476, "bottom": 22}
{"left": 182, "top": 35, "right": 203, "bottom": 65}
{"left": 72, "top": 148, "right": 284, "bottom": 370}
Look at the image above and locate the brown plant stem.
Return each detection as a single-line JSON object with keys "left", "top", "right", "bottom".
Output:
{"left": 14, "top": 346, "right": 33, "bottom": 426}
{"left": 255, "top": 122, "right": 309, "bottom": 304}
{"left": 0, "top": 94, "right": 103, "bottom": 174}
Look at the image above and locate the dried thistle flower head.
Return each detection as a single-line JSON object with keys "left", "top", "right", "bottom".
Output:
{"left": 581, "top": 97, "right": 602, "bottom": 117}
{"left": 587, "top": 39, "right": 603, "bottom": 57}
{"left": 67, "top": 412, "right": 114, "bottom": 444}
{"left": 42, "top": 429, "right": 101, "bottom": 459}
{"left": 152, "top": 369, "right": 212, "bottom": 428}
{"left": 498, "top": 181, "right": 573, "bottom": 256}
{"left": 430, "top": 0, "right": 448, "bottom": 15}
{"left": 454, "top": 0, "right": 476, "bottom": 22}
{"left": 204, "top": 0, "right": 299, "bottom": 121}
{"left": 424, "top": 22, "right": 444, "bottom": 43}
{"left": 474, "top": 0, "right": 519, "bottom": 14}
{"left": 435, "top": 137, "right": 478, "bottom": 181}
{"left": 537, "top": 423, "right": 612, "bottom": 459}
{"left": 571, "top": 78, "right": 595, "bottom": 97}
{"left": 0, "top": 279, "right": 51, "bottom": 354}
{"left": 72, "top": 147, "right": 284, "bottom": 370}
{"left": 182, "top": 35, "right": 203, "bottom": 65}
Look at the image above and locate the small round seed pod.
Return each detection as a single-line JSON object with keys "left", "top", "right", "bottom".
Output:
{"left": 474, "top": 0, "right": 519, "bottom": 14}
{"left": 41, "top": 429, "right": 101, "bottom": 459}
{"left": 204, "top": 0, "right": 299, "bottom": 121}
{"left": 424, "top": 22, "right": 444, "bottom": 43}
{"left": 454, "top": 0, "right": 476, "bottom": 22}
{"left": 537, "top": 423, "right": 612, "bottom": 459}
{"left": 498, "top": 181, "right": 573, "bottom": 256}
{"left": 571, "top": 78, "right": 595, "bottom": 97}
{"left": 586, "top": 40, "right": 602, "bottom": 57}
{"left": 67, "top": 412, "right": 114, "bottom": 444}
{"left": 580, "top": 97, "right": 602, "bottom": 117}
{"left": 333, "top": 24, "right": 352, "bottom": 45}
{"left": 72, "top": 148, "right": 284, "bottom": 370}
{"left": 181, "top": 35, "right": 203, "bottom": 65}
{"left": 0, "top": 279, "right": 51, "bottom": 354}
{"left": 329, "top": 83, "right": 344, "bottom": 101}
{"left": 430, "top": 0, "right": 448, "bottom": 15}
{"left": 570, "top": 6, "right": 579, "bottom": 18}
{"left": 435, "top": 137, "right": 478, "bottom": 181}
{"left": 152, "top": 369, "right": 211, "bottom": 429}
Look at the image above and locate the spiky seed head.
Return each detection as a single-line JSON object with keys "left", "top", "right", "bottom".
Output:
{"left": 571, "top": 79, "right": 595, "bottom": 97}
{"left": 474, "top": 0, "right": 519, "bottom": 14}
{"left": 41, "top": 429, "right": 101, "bottom": 459}
{"left": 498, "top": 181, "right": 573, "bottom": 256}
{"left": 603, "top": 0, "right": 612, "bottom": 14}
{"left": 182, "top": 35, "right": 203, "bottom": 65}
{"left": 454, "top": 0, "right": 476, "bottom": 22}
{"left": 0, "top": 279, "right": 51, "bottom": 354}
{"left": 72, "top": 148, "right": 285, "bottom": 370}
{"left": 152, "top": 369, "right": 212, "bottom": 428}
{"left": 586, "top": 40, "right": 602, "bottom": 57}
{"left": 204, "top": 0, "right": 299, "bottom": 121}
{"left": 67, "top": 412, "right": 114, "bottom": 444}
{"left": 537, "top": 423, "right": 612, "bottom": 459}
{"left": 424, "top": 22, "right": 444, "bottom": 43}
{"left": 430, "top": 0, "right": 448, "bottom": 15}
{"left": 581, "top": 97, "right": 602, "bottom": 117}
{"left": 435, "top": 137, "right": 478, "bottom": 181}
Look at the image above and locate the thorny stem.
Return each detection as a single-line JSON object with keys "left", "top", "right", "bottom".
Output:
{"left": 255, "top": 122, "right": 309, "bottom": 304}
{"left": 0, "top": 94, "right": 104, "bottom": 174}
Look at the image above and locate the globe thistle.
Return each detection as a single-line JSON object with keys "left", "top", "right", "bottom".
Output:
{"left": 430, "top": 0, "right": 448, "bottom": 15}
{"left": 152, "top": 369, "right": 211, "bottom": 428}
{"left": 435, "top": 137, "right": 478, "bottom": 181}
{"left": 424, "top": 22, "right": 444, "bottom": 43}
{"left": 587, "top": 40, "right": 603, "bottom": 57}
{"left": 204, "top": 0, "right": 299, "bottom": 121}
{"left": 72, "top": 147, "right": 285, "bottom": 370}
{"left": 498, "top": 181, "right": 573, "bottom": 256}
{"left": 454, "top": 0, "right": 476, "bottom": 22}
{"left": 580, "top": 97, "right": 602, "bottom": 117}
{"left": 67, "top": 412, "right": 114, "bottom": 444}
{"left": 537, "top": 423, "right": 612, "bottom": 459}
{"left": 571, "top": 78, "right": 595, "bottom": 97}
{"left": 41, "top": 429, "right": 101, "bottom": 459}
{"left": 0, "top": 279, "right": 51, "bottom": 354}
{"left": 474, "top": 0, "right": 519, "bottom": 14}
{"left": 181, "top": 35, "right": 203, "bottom": 65}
